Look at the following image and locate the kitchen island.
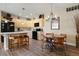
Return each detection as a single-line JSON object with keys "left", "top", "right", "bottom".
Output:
{"left": 0, "top": 31, "right": 30, "bottom": 50}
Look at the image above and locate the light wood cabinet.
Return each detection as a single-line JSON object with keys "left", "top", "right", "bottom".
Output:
{"left": 37, "top": 31, "right": 44, "bottom": 40}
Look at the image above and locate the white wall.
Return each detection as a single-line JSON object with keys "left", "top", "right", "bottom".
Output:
{"left": 43, "top": 4, "right": 79, "bottom": 46}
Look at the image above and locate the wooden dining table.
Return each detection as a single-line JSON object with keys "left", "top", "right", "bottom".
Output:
{"left": 54, "top": 35, "right": 65, "bottom": 39}
{"left": 54, "top": 34, "right": 67, "bottom": 44}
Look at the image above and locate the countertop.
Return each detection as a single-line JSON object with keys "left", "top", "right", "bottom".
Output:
{"left": 0, "top": 31, "right": 30, "bottom": 35}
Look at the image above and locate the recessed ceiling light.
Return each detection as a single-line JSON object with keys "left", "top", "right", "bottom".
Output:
{"left": 30, "top": 13, "right": 32, "bottom": 16}
{"left": 25, "top": 16, "right": 28, "bottom": 18}
{"left": 19, "top": 13, "right": 22, "bottom": 16}
{"left": 54, "top": 15, "right": 57, "bottom": 18}
{"left": 22, "top": 8, "right": 25, "bottom": 10}
{"left": 5, "top": 20, "right": 8, "bottom": 23}
{"left": 47, "top": 16, "right": 49, "bottom": 18}
{"left": 45, "top": 16, "right": 49, "bottom": 20}
{"left": 22, "top": 23, "right": 24, "bottom": 25}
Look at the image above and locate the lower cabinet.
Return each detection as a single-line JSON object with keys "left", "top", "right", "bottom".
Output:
{"left": 37, "top": 31, "right": 44, "bottom": 40}
{"left": 32, "top": 31, "right": 37, "bottom": 40}
{"left": 32, "top": 31, "right": 43, "bottom": 40}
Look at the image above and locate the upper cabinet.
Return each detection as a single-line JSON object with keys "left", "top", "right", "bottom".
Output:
{"left": 12, "top": 18, "right": 44, "bottom": 28}
{"left": 1, "top": 11, "right": 13, "bottom": 21}
{"left": 0, "top": 11, "right": 45, "bottom": 28}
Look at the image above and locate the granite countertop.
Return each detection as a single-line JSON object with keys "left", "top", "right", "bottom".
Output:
{"left": 0, "top": 31, "right": 30, "bottom": 35}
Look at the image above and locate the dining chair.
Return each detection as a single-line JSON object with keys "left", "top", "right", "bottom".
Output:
{"left": 53, "top": 35, "right": 67, "bottom": 55}
{"left": 41, "top": 33, "right": 55, "bottom": 52}
{"left": 46, "top": 33, "right": 54, "bottom": 39}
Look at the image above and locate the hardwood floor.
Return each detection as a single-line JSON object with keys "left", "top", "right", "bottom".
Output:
{"left": 0, "top": 39, "right": 79, "bottom": 56}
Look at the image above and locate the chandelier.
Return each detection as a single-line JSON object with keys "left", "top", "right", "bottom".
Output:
{"left": 46, "top": 4, "right": 57, "bottom": 21}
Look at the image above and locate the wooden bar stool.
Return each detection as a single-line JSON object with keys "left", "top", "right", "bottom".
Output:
{"left": 8, "top": 34, "right": 19, "bottom": 49}
{"left": 23, "top": 34, "right": 29, "bottom": 46}
{"left": 19, "top": 33, "right": 29, "bottom": 47}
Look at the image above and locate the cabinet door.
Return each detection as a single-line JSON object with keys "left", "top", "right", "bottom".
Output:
{"left": 8, "top": 22, "right": 15, "bottom": 32}
{"left": 37, "top": 32, "right": 41, "bottom": 40}
{"left": 32, "top": 31, "right": 37, "bottom": 40}
{"left": 37, "top": 31, "right": 44, "bottom": 40}
{"left": 1, "top": 23, "right": 7, "bottom": 32}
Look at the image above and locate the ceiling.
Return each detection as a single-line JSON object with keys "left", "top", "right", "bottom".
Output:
{"left": 0, "top": 3, "right": 78, "bottom": 18}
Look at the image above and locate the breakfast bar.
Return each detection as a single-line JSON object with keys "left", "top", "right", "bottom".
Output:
{"left": 0, "top": 31, "right": 29, "bottom": 50}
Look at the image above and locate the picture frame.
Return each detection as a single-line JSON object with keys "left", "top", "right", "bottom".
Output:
{"left": 51, "top": 17, "right": 60, "bottom": 30}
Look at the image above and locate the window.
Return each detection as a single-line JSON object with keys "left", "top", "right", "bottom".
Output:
{"left": 51, "top": 17, "right": 60, "bottom": 30}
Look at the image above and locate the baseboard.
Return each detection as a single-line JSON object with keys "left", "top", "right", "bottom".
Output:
{"left": 66, "top": 42, "right": 76, "bottom": 46}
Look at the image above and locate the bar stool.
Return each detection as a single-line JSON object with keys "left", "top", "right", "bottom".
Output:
{"left": 19, "top": 33, "right": 29, "bottom": 47}
{"left": 19, "top": 35, "right": 24, "bottom": 46}
{"left": 23, "top": 34, "right": 29, "bottom": 46}
{"left": 8, "top": 34, "right": 19, "bottom": 49}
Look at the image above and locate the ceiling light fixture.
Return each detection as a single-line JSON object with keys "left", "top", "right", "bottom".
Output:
{"left": 30, "top": 13, "right": 32, "bottom": 16}
{"left": 25, "top": 15, "right": 28, "bottom": 18}
{"left": 46, "top": 4, "right": 58, "bottom": 21}
{"left": 5, "top": 20, "right": 8, "bottom": 23}
{"left": 22, "top": 23, "right": 24, "bottom": 25}
{"left": 22, "top": 8, "right": 25, "bottom": 10}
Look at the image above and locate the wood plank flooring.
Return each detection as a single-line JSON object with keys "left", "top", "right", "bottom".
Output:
{"left": 0, "top": 39, "right": 79, "bottom": 56}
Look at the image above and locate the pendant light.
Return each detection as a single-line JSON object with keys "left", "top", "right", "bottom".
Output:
{"left": 46, "top": 4, "right": 53, "bottom": 21}
{"left": 46, "top": 4, "right": 58, "bottom": 21}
